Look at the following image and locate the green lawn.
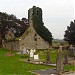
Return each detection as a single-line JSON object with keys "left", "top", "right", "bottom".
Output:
{"left": 37, "top": 49, "right": 57, "bottom": 63}
{"left": 37, "top": 49, "right": 75, "bottom": 71}
{"left": 0, "top": 48, "right": 54, "bottom": 75}
{"left": 0, "top": 48, "right": 75, "bottom": 74}
{"left": 64, "top": 64, "right": 75, "bottom": 71}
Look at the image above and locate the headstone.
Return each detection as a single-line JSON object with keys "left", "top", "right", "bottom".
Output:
{"left": 46, "top": 50, "right": 50, "bottom": 64}
{"left": 56, "top": 50, "right": 63, "bottom": 73}
{"left": 34, "top": 54, "right": 39, "bottom": 60}
{"left": 20, "top": 47, "right": 27, "bottom": 54}
{"left": 64, "top": 50, "right": 68, "bottom": 64}
{"left": 69, "top": 45, "right": 75, "bottom": 59}
{"left": 69, "top": 45, "right": 74, "bottom": 54}
{"left": 22, "top": 47, "right": 27, "bottom": 54}
{"left": 30, "top": 49, "right": 34, "bottom": 57}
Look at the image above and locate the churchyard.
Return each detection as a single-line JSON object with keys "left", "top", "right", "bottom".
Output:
{"left": 0, "top": 5, "right": 75, "bottom": 75}
{"left": 0, "top": 48, "right": 75, "bottom": 75}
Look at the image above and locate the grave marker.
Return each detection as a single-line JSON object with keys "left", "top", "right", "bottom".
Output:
{"left": 56, "top": 50, "right": 63, "bottom": 73}
{"left": 22, "top": 47, "right": 27, "bottom": 54}
{"left": 30, "top": 49, "right": 34, "bottom": 58}
{"left": 34, "top": 54, "right": 39, "bottom": 60}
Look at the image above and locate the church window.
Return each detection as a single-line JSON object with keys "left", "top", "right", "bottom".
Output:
{"left": 34, "top": 33, "right": 37, "bottom": 41}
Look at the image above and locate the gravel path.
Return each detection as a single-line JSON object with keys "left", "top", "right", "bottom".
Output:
{"left": 32, "top": 69, "right": 75, "bottom": 75}
{"left": 33, "top": 69, "right": 57, "bottom": 75}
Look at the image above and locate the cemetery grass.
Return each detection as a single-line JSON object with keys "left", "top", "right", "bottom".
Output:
{"left": 0, "top": 48, "right": 55, "bottom": 75}
{"left": 0, "top": 49, "right": 75, "bottom": 74}
{"left": 64, "top": 64, "right": 75, "bottom": 71}
{"left": 37, "top": 49, "right": 75, "bottom": 71}
{"left": 38, "top": 49, "right": 57, "bottom": 63}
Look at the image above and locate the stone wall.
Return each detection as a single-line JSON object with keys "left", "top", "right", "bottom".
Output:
{"left": 19, "top": 8, "right": 50, "bottom": 50}
{"left": 2, "top": 40, "right": 19, "bottom": 51}
{"left": 3, "top": 7, "right": 51, "bottom": 51}
{"left": 19, "top": 30, "right": 50, "bottom": 49}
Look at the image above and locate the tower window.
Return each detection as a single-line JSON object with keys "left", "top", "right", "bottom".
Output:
{"left": 35, "top": 38, "right": 37, "bottom": 41}
{"left": 34, "top": 33, "right": 37, "bottom": 41}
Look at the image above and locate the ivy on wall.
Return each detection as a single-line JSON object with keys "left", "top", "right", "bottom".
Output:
{"left": 32, "top": 6, "right": 53, "bottom": 44}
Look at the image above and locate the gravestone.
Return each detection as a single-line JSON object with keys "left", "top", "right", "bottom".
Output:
{"left": 34, "top": 54, "right": 39, "bottom": 60}
{"left": 64, "top": 50, "right": 68, "bottom": 64}
{"left": 56, "top": 50, "right": 63, "bottom": 73}
{"left": 20, "top": 47, "right": 27, "bottom": 54}
{"left": 30, "top": 49, "right": 34, "bottom": 58}
{"left": 69, "top": 45, "right": 74, "bottom": 55}
{"left": 69, "top": 45, "right": 75, "bottom": 59}
{"left": 22, "top": 47, "right": 27, "bottom": 54}
{"left": 46, "top": 50, "right": 50, "bottom": 64}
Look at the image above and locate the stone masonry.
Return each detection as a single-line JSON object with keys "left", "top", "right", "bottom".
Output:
{"left": 3, "top": 7, "right": 50, "bottom": 51}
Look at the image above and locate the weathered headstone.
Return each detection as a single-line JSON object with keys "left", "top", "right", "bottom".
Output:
{"left": 22, "top": 47, "right": 27, "bottom": 54}
{"left": 56, "top": 50, "right": 63, "bottom": 73}
{"left": 46, "top": 50, "right": 50, "bottom": 64}
{"left": 64, "top": 50, "right": 68, "bottom": 64}
{"left": 69, "top": 45, "right": 75, "bottom": 59}
{"left": 69, "top": 45, "right": 74, "bottom": 54}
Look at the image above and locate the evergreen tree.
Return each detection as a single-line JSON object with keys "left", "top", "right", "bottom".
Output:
{"left": 64, "top": 20, "right": 75, "bottom": 45}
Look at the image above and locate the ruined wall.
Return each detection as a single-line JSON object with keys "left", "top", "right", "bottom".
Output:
{"left": 19, "top": 8, "right": 50, "bottom": 50}
{"left": 3, "top": 7, "right": 50, "bottom": 51}
{"left": 2, "top": 40, "right": 19, "bottom": 51}
{"left": 19, "top": 29, "right": 50, "bottom": 49}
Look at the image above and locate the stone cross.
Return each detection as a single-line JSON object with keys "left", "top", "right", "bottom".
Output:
{"left": 30, "top": 49, "right": 34, "bottom": 58}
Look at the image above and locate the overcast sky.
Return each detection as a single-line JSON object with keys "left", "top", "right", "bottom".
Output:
{"left": 0, "top": 0, "right": 74, "bottom": 39}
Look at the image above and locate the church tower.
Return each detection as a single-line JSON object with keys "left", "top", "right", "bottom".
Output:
{"left": 3, "top": 6, "right": 51, "bottom": 51}
{"left": 21, "top": 6, "right": 50, "bottom": 49}
{"left": 18, "top": 6, "right": 50, "bottom": 50}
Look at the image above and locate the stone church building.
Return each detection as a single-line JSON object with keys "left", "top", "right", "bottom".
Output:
{"left": 3, "top": 6, "right": 51, "bottom": 51}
